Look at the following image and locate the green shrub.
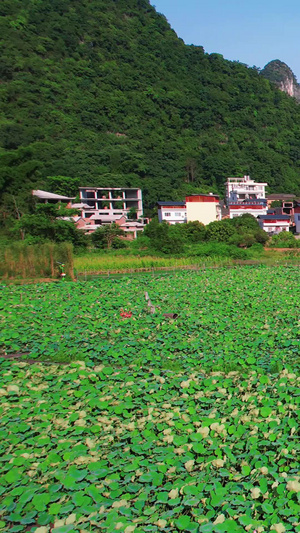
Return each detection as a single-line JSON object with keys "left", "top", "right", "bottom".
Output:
{"left": 205, "top": 220, "right": 236, "bottom": 242}
{"left": 144, "top": 220, "right": 184, "bottom": 254}
{"left": 228, "top": 232, "right": 256, "bottom": 248}
{"left": 170, "top": 221, "right": 206, "bottom": 243}
{"left": 112, "top": 237, "right": 128, "bottom": 249}
{"left": 91, "top": 223, "right": 125, "bottom": 248}
{"left": 269, "top": 231, "right": 300, "bottom": 248}
{"left": 254, "top": 229, "right": 269, "bottom": 245}
{"left": 189, "top": 242, "right": 249, "bottom": 259}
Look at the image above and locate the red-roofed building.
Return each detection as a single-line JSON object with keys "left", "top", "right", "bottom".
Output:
{"left": 258, "top": 215, "right": 291, "bottom": 234}
{"left": 228, "top": 199, "right": 268, "bottom": 219}
{"left": 157, "top": 202, "right": 187, "bottom": 224}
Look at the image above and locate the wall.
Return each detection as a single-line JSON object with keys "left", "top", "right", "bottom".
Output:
{"left": 229, "top": 206, "right": 268, "bottom": 219}
{"left": 294, "top": 211, "right": 300, "bottom": 233}
{"left": 158, "top": 207, "right": 187, "bottom": 224}
{"left": 186, "top": 199, "right": 218, "bottom": 225}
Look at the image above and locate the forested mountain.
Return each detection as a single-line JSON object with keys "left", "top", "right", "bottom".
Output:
{"left": 261, "top": 60, "right": 300, "bottom": 102}
{"left": 2, "top": 0, "right": 300, "bottom": 215}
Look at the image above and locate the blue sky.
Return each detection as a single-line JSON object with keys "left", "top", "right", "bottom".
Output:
{"left": 151, "top": 0, "right": 300, "bottom": 79}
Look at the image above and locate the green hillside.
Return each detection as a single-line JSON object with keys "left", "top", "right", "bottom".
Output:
{"left": 1, "top": 0, "right": 300, "bottom": 214}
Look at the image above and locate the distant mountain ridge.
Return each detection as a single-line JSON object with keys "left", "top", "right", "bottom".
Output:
{"left": 261, "top": 60, "right": 300, "bottom": 102}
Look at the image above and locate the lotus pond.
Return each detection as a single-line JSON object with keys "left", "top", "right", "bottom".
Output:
{"left": 1, "top": 266, "right": 300, "bottom": 532}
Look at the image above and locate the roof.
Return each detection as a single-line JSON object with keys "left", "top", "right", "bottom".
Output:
{"left": 79, "top": 187, "right": 140, "bottom": 191}
{"left": 258, "top": 215, "right": 291, "bottom": 220}
{"left": 89, "top": 214, "right": 125, "bottom": 222}
{"left": 227, "top": 176, "right": 268, "bottom": 185}
{"left": 186, "top": 193, "right": 219, "bottom": 198}
{"left": 58, "top": 216, "right": 82, "bottom": 222}
{"left": 32, "top": 189, "right": 74, "bottom": 201}
{"left": 79, "top": 225, "right": 96, "bottom": 231}
{"left": 157, "top": 201, "right": 186, "bottom": 207}
{"left": 267, "top": 194, "right": 296, "bottom": 200}
{"left": 121, "top": 222, "right": 144, "bottom": 228}
{"left": 244, "top": 199, "right": 267, "bottom": 204}
{"left": 71, "top": 203, "right": 90, "bottom": 209}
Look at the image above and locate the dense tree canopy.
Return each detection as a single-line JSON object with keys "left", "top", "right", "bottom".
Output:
{"left": 1, "top": 0, "right": 300, "bottom": 221}
{"left": 143, "top": 214, "right": 268, "bottom": 254}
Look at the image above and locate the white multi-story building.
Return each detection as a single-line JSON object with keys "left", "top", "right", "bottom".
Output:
{"left": 226, "top": 175, "right": 268, "bottom": 219}
{"left": 157, "top": 202, "right": 187, "bottom": 224}
{"left": 226, "top": 175, "right": 267, "bottom": 204}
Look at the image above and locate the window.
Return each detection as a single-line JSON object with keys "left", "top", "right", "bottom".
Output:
{"left": 175, "top": 212, "right": 181, "bottom": 217}
{"left": 164, "top": 212, "right": 171, "bottom": 217}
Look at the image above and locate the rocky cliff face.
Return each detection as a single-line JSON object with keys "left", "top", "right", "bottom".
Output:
{"left": 261, "top": 60, "right": 300, "bottom": 102}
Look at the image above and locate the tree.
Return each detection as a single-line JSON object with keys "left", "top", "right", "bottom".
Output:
{"left": 127, "top": 207, "right": 137, "bottom": 220}
{"left": 254, "top": 228, "right": 269, "bottom": 245}
{"left": 91, "top": 223, "right": 125, "bottom": 249}
{"left": 44, "top": 176, "right": 81, "bottom": 197}
{"left": 228, "top": 232, "right": 256, "bottom": 248}
{"left": 205, "top": 220, "right": 236, "bottom": 243}
{"left": 13, "top": 203, "right": 86, "bottom": 246}
{"left": 185, "top": 157, "right": 197, "bottom": 183}
{"left": 15, "top": 213, "right": 85, "bottom": 246}
{"left": 143, "top": 219, "right": 184, "bottom": 254}
{"left": 269, "top": 231, "right": 299, "bottom": 248}
{"left": 231, "top": 213, "right": 260, "bottom": 231}
{"left": 143, "top": 218, "right": 167, "bottom": 241}
{"left": 180, "top": 221, "right": 206, "bottom": 242}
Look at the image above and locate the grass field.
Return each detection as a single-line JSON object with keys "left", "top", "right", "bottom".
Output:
{"left": 73, "top": 254, "right": 235, "bottom": 275}
{"left": 73, "top": 249, "right": 300, "bottom": 276}
{"left": 1, "top": 266, "right": 300, "bottom": 532}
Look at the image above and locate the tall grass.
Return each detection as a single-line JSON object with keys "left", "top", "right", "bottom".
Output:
{"left": 74, "top": 249, "right": 300, "bottom": 275}
{"left": 74, "top": 254, "right": 235, "bottom": 274}
{"left": 2, "top": 243, "right": 300, "bottom": 280}
{"left": 0, "top": 243, "right": 74, "bottom": 279}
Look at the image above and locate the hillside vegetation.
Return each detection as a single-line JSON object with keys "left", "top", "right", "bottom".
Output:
{"left": 2, "top": 0, "right": 300, "bottom": 215}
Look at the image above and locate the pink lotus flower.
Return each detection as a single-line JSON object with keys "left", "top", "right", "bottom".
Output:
{"left": 120, "top": 309, "right": 132, "bottom": 319}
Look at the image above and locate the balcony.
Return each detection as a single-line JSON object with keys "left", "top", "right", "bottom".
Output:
{"left": 230, "top": 186, "right": 263, "bottom": 193}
